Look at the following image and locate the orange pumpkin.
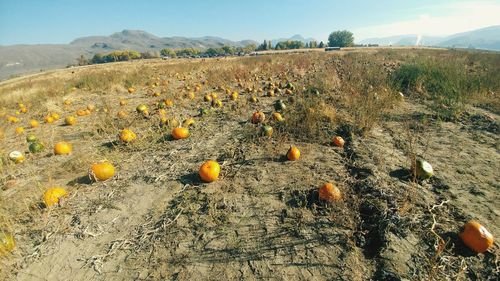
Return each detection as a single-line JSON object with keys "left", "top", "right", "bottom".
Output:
{"left": 43, "top": 187, "right": 68, "bottom": 207}
{"left": 459, "top": 221, "right": 494, "bottom": 253}
{"left": 164, "top": 99, "right": 174, "bottom": 107}
{"left": 128, "top": 87, "right": 136, "bottom": 94}
{"left": 65, "top": 116, "right": 76, "bottom": 126}
{"left": 45, "top": 115, "right": 55, "bottom": 123}
{"left": 116, "top": 110, "right": 127, "bottom": 119}
{"left": 90, "top": 161, "right": 115, "bottom": 181}
{"left": 272, "top": 112, "right": 284, "bottom": 122}
{"left": 333, "top": 136, "right": 345, "bottom": 148}
{"left": 199, "top": 160, "right": 220, "bottom": 182}
{"left": 136, "top": 104, "right": 148, "bottom": 113}
{"left": 119, "top": 99, "right": 127, "bottom": 106}
{"left": 287, "top": 146, "right": 300, "bottom": 161}
{"left": 251, "top": 111, "right": 266, "bottom": 124}
{"left": 54, "top": 141, "right": 72, "bottom": 155}
{"left": 63, "top": 99, "right": 72, "bottom": 106}
{"left": 7, "top": 116, "right": 20, "bottom": 123}
{"left": 0, "top": 232, "right": 16, "bottom": 255}
{"left": 29, "top": 119, "right": 39, "bottom": 128}
{"left": 15, "top": 127, "right": 25, "bottom": 134}
{"left": 172, "top": 127, "right": 190, "bottom": 140}
{"left": 51, "top": 113, "right": 60, "bottom": 120}
{"left": 211, "top": 99, "right": 222, "bottom": 108}
{"left": 318, "top": 183, "right": 342, "bottom": 202}
{"left": 204, "top": 94, "right": 212, "bottom": 102}
{"left": 119, "top": 129, "right": 137, "bottom": 143}
{"left": 76, "top": 109, "right": 87, "bottom": 116}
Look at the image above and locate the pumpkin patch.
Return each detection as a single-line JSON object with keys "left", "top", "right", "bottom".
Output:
{"left": 0, "top": 46, "right": 498, "bottom": 280}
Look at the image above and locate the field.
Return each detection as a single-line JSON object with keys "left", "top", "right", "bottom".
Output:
{"left": 0, "top": 48, "right": 499, "bottom": 280}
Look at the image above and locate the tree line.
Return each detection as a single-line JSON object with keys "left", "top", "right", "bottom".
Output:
{"left": 251, "top": 30, "right": 354, "bottom": 51}
{"left": 256, "top": 40, "right": 326, "bottom": 51}
{"left": 73, "top": 30, "right": 355, "bottom": 66}
{"left": 160, "top": 44, "right": 257, "bottom": 58}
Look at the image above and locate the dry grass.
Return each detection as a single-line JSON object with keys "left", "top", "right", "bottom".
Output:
{"left": 0, "top": 49, "right": 499, "bottom": 280}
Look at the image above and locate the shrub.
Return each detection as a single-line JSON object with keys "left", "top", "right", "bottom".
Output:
{"left": 279, "top": 95, "right": 337, "bottom": 143}
{"left": 328, "top": 30, "right": 354, "bottom": 47}
{"left": 160, "top": 48, "right": 176, "bottom": 57}
{"left": 391, "top": 57, "right": 499, "bottom": 119}
{"left": 336, "top": 53, "right": 400, "bottom": 133}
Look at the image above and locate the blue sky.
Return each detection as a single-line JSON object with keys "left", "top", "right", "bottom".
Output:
{"left": 0, "top": 0, "right": 499, "bottom": 45}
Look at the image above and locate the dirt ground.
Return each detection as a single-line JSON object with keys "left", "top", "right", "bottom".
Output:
{"left": 0, "top": 50, "right": 498, "bottom": 280}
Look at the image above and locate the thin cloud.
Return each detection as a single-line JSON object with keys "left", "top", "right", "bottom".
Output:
{"left": 353, "top": 1, "right": 500, "bottom": 41}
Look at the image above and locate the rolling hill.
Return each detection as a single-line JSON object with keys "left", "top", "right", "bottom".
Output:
{"left": 0, "top": 30, "right": 258, "bottom": 80}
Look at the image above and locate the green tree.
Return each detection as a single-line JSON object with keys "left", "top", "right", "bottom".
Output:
{"left": 175, "top": 48, "right": 200, "bottom": 57}
{"left": 205, "top": 47, "right": 224, "bottom": 56}
{"left": 91, "top": 53, "right": 104, "bottom": 64}
{"left": 328, "top": 30, "right": 354, "bottom": 47}
{"left": 257, "top": 40, "right": 268, "bottom": 51}
{"left": 222, "top": 45, "right": 235, "bottom": 55}
{"left": 242, "top": 44, "right": 256, "bottom": 53}
{"left": 274, "top": 40, "right": 305, "bottom": 50}
{"left": 160, "top": 48, "right": 176, "bottom": 57}
{"left": 318, "top": 41, "right": 325, "bottom": 48}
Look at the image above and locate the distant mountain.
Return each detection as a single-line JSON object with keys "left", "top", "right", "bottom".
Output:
{"left": 358, "top": 25, "right": 500, "bottom": 51}
{"left": 359, "top": 35, "right": 443, "bottom": 46}
{"left": 0, "top": 30, "right": 258, "bottom": 80}
{"left": 437, "top": 25, "right": 500, "bottom": 50}
{"left": 269, "top": 34, "right": 317, "bottom": 47}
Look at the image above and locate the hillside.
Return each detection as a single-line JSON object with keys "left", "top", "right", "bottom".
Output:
{"left": 0, "top": 30, "right": 258, "bottom": 80}
{"left": 438, "top": 25, "right": 500, "bottom": 50}
{"left": 359, "top": 25, "right": 500, "bottom": 50}
{"left": 0, "top": 49, "right": 499, "bottom": 280}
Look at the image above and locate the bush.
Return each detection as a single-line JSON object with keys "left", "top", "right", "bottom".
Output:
{"left": 275, "top": 40, "right": 305, "bottom": 50}
{"left": 391, "top": 57, "right": 498, "bottom": 119}
{"left": 279, "top": 95, "right": 337, "bottom": 143}
{"left": 160, "top": 48, "right": 176, "bottom": 57}
{"left": 328, "top": 30, "right": 354, "bottom": 47}
{"left": 335, "top": 53, "right": 400, "bottom": 133}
